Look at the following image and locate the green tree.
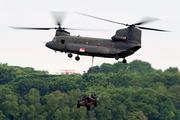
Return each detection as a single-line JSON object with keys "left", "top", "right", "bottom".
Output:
{"left": 129, "top": 75, "right": 143, "bottom": 88}
{"left": 165, "top": 111, "right": 175, "bottom": 120}
{"left": 43, "top": 92, "right": 60, "bottom": 119}
{"left": 129, "top": 60, "right": 154, "bottom": 73}
{"left": 54, "top": 109, "right": 62, "bottom": 120}
{"left": 112, "top": 104, "right": 127, "bottom": 120}
{"left": 1, "top": 101, "right": 19, "bottom": 119}
{"left": 99, "top": 63, "right": 114, "bottom": 74}
{"left": 0, "top": 64, "right": 16, "bottom": 84}
{"left": 0, "top": 110, "right": 6, "bottom": 120}
{"left": 94, "top": 92, "right": 112, "bottom": 120}
{"left": 0, "top": 89, "right": 19, "bottom": 120}
{"left": 61, "top": 106, "right": 70, "bottom": 120}
{"left": 35, "top": 112, "right": 48, "bottom": 120}
{"left": 167, "top": 85, "right": 180, "bottom": 109}
{"left": 127, "top": 111, "right": 148, "bottom": 120}
{"left": 0, "top": 86, "right": 14, "bottom": 104}
{"left": 86, "top": 110, "right": 97, "bottom": 120}
{"left": 25, "top": 88, "right": 40, "bottom": 105}
{"left": 159, "top": 98, "right": 180, "bottom": 120}
{"left": 35, "top": 103, "right": 45, "bottom": 118}
{"left": 136, "top": 110, "right": 148, "bottom": 120}
{"left": 18, "top": 104, "right": 29, "bottom": 120}
{"left": 27, "top": 105, "right": 36, "bottom": 120}
{"left": 48, "top": 77, "right": 76, "bottom": 93}
{"left": 68, "top": 89, "right": 82, "bottom": 108}
{"left": 159, "top": 108, "right": 169, "bottom": 120}
{"left": 71, "top": 105, "right": 87, "bottom": 120}
{"left": 164, "top": 67, "right": 179, "bottom": 73}
{"left": 88, "top": 65, "right": 100, "bottom": 73}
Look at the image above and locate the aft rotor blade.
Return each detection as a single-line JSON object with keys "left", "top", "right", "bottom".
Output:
{"left": 77, "top": 12, "right": 127, "bottom": 26}
{"left": 65, "top": 27, "right": 107, "bottom": 31}
{"left": 10, "top": 26, "right": 55, "bottom": 30}
{"left": 137, "top": 26, "right": 169, "bottom": 32}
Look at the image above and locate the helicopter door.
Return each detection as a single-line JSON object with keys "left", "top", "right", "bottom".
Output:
{"left": 61, "top": 39, "right": 65, "bottom": 44}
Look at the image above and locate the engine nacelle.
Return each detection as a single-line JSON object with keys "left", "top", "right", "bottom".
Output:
{"left": 111, "top": 35, "right": 127, "bottom": 42}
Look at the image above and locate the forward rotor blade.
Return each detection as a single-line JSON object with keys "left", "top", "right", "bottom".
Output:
{"left": 52, "top": 11, "right": 67, "bottom": 27}
{"left": 10, "top": 26, "right": 105, "bottom": 32}
{"left": 77, "top": 12, "right": 127, "bottom": 26}
{"left": 134, "top": 17, "right": 159, "bottom": 26}
{"left": 10, "top": 26, "right": 55, "bottom": 30}
{"left": 137, "top": 26, "right": 169, "bottom": 32}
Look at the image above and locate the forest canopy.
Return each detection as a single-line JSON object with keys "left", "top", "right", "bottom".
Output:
{"left": 0, "top": 60, "right": 180, "bottom": 120}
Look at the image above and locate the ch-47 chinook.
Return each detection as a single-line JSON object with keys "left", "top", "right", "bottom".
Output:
{"left": 11, "top": 12, "right": 168, "bottom": 63}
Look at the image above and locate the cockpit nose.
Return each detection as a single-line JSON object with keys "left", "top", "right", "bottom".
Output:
{"left": 45, "top": 42, "right": 48, "bottom": 47}
{"left": 45, "top": 42, "right": 50, "bottom": 48}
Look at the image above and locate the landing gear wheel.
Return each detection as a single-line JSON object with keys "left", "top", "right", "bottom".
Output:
{"left": 91, "top": 93, "right": 98, "bottom": 99}
{"left": 115, "top": 55, "right": 119, "bottom": 60}
{"left": 77, "top": 103, "right": 80, "bottom": 108}
{"left": 75, "top": 56, "right": 80, "bottom": 61}
{"left": 122, "top": 58, "right": 127, "bottom": 63}
{"left": 68, "top": 53, "right": 73, "bottom": 58}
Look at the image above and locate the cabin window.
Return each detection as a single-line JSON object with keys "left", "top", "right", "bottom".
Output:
{"left": 98, "top": 43, "right": 100, "bottom": 46}
{"left": 86, "top": 42, "right": 88, "bottom": 46}
{"left": 61, "top": 39, "right": 65, "bottom": 44}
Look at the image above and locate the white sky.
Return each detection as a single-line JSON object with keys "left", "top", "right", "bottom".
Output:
{"left": 0, "top": 0, "right": 180, "bottom": 74}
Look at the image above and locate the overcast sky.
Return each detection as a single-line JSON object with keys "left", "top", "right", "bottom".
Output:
{"left": 0, "top": 0, "right": 180, "bottom": 74}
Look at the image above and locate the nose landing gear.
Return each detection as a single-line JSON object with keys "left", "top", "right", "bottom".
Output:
{"left": 115, "top": 54, "right": 119, "bottom": 60}
{"left": 67, "top": 53, "right": 80, "bottom": 61}
{"left": 68, "top": 53, "right": 73, "bottom": 58}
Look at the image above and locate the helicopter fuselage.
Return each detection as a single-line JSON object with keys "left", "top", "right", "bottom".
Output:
{"left": 45, "top": 27, "right": 141, "bottom": 62}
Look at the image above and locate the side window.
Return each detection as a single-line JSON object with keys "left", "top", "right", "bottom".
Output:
{"left": 61, "top": 39, "right": 65, "bottom": 44}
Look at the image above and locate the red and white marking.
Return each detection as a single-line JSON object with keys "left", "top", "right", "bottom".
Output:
{"left": 79, "top": 48, "right": 85, "bottom": 52}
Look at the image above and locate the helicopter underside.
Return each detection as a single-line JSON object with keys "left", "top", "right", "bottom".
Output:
{"left": 70, "top": 46, "right": 138, "bottom": 58}
{"left": 47, "top": 43, "right": 141, "bottom": 63}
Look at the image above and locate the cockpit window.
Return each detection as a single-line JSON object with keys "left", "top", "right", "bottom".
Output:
{"left": 52, "top": 37, "right": 56, "bottom": 42}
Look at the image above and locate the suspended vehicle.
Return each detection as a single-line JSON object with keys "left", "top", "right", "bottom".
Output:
{"left": 77, "top": 93, "right": 98, "bottom": 110}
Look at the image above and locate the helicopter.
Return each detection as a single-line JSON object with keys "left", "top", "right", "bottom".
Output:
{"left": 11, "top": 12, "right": 168, "bottom": 63}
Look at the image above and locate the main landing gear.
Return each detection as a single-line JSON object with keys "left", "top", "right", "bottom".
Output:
{"left": 115, "top": 55, "right": 127, "bottom": 63}
{"left": 122, "top": 58, "right": 127, "bottom": 63}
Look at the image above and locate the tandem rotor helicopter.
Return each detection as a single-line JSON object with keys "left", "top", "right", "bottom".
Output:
{"left": 11, "top": 12, "right": 168, "bottom": 63}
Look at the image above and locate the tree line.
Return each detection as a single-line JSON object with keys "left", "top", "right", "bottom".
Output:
{"left": 0, "top": 60, "right": 180, "bottom": 120}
